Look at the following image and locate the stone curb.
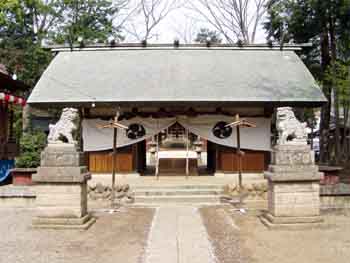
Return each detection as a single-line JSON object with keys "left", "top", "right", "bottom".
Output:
{"left": 32, "top": 213, "right": 96, "bottom": 230}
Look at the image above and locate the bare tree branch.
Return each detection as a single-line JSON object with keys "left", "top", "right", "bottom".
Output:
{"left": 124, "top": 0, "right": 182, "bottom": 41}
{"left": 187, "top": 0, "right": 268, "bottom": 44}
{"left": 113, "top": 0, "right": 139, "bottom": 30}
{"left": 171, "top": 14, "right": 198, "bottom": 43}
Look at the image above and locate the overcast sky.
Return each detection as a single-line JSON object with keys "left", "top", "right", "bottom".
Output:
{"left": 118, "top": 1, "right": 268, "bottom": 44}
{"left": 154, "top": 8, "right": 267, "bottom": 43}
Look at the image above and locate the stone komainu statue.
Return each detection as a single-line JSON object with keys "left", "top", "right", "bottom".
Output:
{"left": 48, "top": 108, "right": 79, "bottom": 145}
{"left": 276, "top": 107, "right": 309, "bottom": 145}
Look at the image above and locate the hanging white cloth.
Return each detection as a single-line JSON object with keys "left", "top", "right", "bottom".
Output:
{"left": 82, "top": 117, "right": 176, "bottom": 151}
{"left": 177, "top": 115, "right": 271, "bottom": 151}
{"left": 82, "top": 115, "right": 271, "bottom": 152}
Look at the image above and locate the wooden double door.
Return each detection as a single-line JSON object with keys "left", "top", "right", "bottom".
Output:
{"left": 207, "top": 142, "right": 269, "bottom": 173}
{"left": 87, "top": 141, "right": 146, "bottom": 173}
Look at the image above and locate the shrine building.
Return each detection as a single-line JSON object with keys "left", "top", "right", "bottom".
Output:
{"left": 27, "top": 44, "right": 326, "bottom": 178}
{"left": 0, "top": 66, "right": 28, "bottom": 183}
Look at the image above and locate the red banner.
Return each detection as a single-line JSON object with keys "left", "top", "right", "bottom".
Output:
{"left": 0, "top": 92, "right": 26, "bottom": 106}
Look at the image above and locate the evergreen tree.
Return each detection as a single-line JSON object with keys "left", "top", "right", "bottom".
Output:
{"left": 51, "top": 0, "right": 123, "bottom": 47}
{"left": 195, "top": 28, "right": 222, "bottom": 44}
{"left": 265, "top": 0, "right": 350, "bottom": 164}
{"left": 0, "top": 0, "right": 123, "bottom": 87}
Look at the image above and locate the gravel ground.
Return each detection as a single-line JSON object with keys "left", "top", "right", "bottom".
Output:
{"left": 201, "top": 206, "right": 350, "bottom": 263}
{"left": 0, "top": 207, "right": 154, "bottom": 263}
{"left": 226, "top": 208, "right": 350, "bottom": 263}
{"left": 199, "top": 206, "right": 251, "bottom": 263}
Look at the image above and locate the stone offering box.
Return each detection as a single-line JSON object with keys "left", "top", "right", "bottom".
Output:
{"left": 32, "top": 144, "right": 95, "bottom": 229}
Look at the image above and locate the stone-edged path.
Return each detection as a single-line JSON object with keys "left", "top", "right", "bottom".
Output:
{"left": 144, "top": 206, "right": 216, "bottom": 263}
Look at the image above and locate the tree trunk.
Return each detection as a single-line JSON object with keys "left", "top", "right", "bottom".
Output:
{"left": 319, "top": 28, "right": 332, "bottom": 164}
{"left": 342, "top": 103, "right": 349, "bottom": 161}
{"left": 329, "top": 14, "right": 340, "bottom": 165}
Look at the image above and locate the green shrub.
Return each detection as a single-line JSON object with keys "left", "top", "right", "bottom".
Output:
{"left": 15, "top": 131, "right": 47, "bottom": 168}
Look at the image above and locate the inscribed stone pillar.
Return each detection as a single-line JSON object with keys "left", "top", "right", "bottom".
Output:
{"left": 32, "top": 144, "right": 95, "bottom": 229}
{"left": 261, "top": 144, "right": 323, "bottom": 229}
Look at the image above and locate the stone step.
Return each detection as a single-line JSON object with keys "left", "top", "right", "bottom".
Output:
{"left": 224, "top": 178, "right": 267, "bottom": 182}
{"left": 134, "top": 189, "right": 224, "bottom": 196}
{"left": 0, "top": 185, "right": 36, "bottom": 208}
{"left": 215, "top": 173, "right": 265, "bottom": 180}
{"left": 221, "top": 196, "right": 268, "bottom": 209}
{"left": 132, "top": 184, "right": 224, "bottom": 190}
{"left": 130, "top": 202, "right": 222, "bottom": 207}
{"left": 134, "top": 195, "right": 222, "bottom": 204}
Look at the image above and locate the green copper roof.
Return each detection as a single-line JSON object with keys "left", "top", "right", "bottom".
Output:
{"left": 28, "top": 48, "right": 326, "bottom": 107}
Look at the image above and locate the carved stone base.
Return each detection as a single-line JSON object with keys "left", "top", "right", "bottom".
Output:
{"left": 260, "top": 212, "right": 323, "bottom": 230}
{"left": 34, "top": 181, "right": 89, "bottom": 218}
{"left": 263, "top": 145, "right": 323, "bottom": 229}
{"left": 32, "top": 145, "right": 95, "bottom": 229}
{"left": 32, "top": 214, "right": 96, "bottom": 230}
{"left": 40, "top": 144, "right": 85, "bottom": 167}
{"left": 266, "top": 180, "right": 321, "bottom": 217}
{"left": 272, "top": 145, "right": 315, "bottom": 166}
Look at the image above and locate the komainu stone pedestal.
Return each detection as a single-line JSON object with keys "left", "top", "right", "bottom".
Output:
{"left": 32, "top": 144, "right": 96, "bottom": 229}
{"left": 261, "top": 145, "right": 323, "bottom": 229}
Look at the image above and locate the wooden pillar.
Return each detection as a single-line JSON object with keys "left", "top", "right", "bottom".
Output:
{"left": 136, "top": 141, "right": 146, "bottom": 173}
{"left": 0, "top": 103, "right": 8, "bottom": 143}
{"left": 206, "top": 141, "right": 216, "bottom": 173}
{"left": 79, "top": 108, "right": 84, "bottom": 152}
{"left": 8, "top": 106, "right": 14, "bottom": 141}
{"left": 236, "top": 125, "right": 242, "bottom": 189}
{"left": 155, "top": 134, "right": 159, "bottom": 180}
{"left": 111, "top": 127, "right": 117, "bottom": 206}
{"left": 186, "top": 128, "right": 189, "bottom": 179}
{"left": 215, "top": 144, "right": 219, "bottom": 173}
{"left": 133, "top": 143, "right": 138, "bottom": 172}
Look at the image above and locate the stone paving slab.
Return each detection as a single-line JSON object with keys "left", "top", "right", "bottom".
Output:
{"left": 145, "top": 206, "right": 216, "bottom": 263}
{"left": 0, "top": 185, "right": 35, "bottom": 197}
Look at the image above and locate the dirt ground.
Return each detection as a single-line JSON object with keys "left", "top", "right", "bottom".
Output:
{"left": 200, "top": 206, "right": 251, "bottom": 263}
{"left": 0, "top": 207, "right": 154, "bottom": 263}
{"left": 201, "top": 206, "right": 350, "bottom": 263}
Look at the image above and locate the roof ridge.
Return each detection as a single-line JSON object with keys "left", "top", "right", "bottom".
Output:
{"left": 48, "top": 43, "right": 311, "bottom": 52}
